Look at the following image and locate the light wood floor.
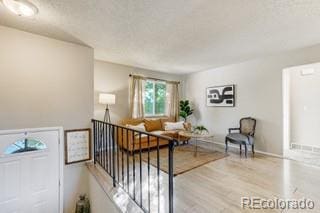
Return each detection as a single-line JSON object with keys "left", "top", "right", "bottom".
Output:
{"left": 91, "top": 143, "right": 320, "bottom": 213}
{"left": 285, "top": 149, "right": 320, "bottom": 167}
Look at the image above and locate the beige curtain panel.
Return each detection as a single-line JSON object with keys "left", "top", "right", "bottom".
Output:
{"left": 166, "top": 82, "right": 180, "bottom": 121}
{"left": 129, "top": 75, "right": 145, "bottom": 118}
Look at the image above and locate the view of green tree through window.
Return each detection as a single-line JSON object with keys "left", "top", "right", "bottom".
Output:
{"left": 144, "top": 80, "right": 166, "bottom": 116}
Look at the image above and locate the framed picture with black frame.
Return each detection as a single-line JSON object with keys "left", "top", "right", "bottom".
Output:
{"left": 206, "top": 84, "right": 235, "bottom": 107}
{"left": 65, "top": 128, "right": 92, "bottom": 165}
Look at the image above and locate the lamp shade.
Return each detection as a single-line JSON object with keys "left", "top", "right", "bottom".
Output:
{"left": 99, "top": 93, "right": 116, "bottom": 105}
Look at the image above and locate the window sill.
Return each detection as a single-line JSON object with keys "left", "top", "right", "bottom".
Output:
{"left": 144, "top": 115, "right": 166, "bottom": 118}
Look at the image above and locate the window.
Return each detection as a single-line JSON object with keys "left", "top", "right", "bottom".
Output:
{"left": 5, "top": 138, "right": 47, "bottom": 154}
{"left": 144, "top": 80, "right": 166, "bottom": 116}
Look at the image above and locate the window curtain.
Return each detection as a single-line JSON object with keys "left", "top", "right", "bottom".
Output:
{"left": 165, "top": 82, "right": 180, "bottom": 121}
{"left": 129, "top": 75, "right": 145, "bottom": 118}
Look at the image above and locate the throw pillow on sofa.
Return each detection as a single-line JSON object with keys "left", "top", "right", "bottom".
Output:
{"left": 164, "top": 121, "right": 185, "bottom": 131}
{"left": 126, "top": 123, "right": 146, "bottom": 132}
{"left": 144, "top": 119, "right": 162, "bottom": 132}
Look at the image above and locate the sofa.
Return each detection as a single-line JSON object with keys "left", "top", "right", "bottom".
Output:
{"left": 117, "top": 117, "right": 191, "bottom": 152}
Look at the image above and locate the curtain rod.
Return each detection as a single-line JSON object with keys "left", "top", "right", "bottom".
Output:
{"left": 129, "top": 74, "right": 180, "bottom": 84}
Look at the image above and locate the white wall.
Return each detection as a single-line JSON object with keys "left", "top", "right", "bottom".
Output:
{"left": 185, "top": 44, "right": 320, "bottom": 155}
{"left": 88, "top": 172, "right": 119, "bottom": 213}
{"left": 94, "top": 60, "right": 185, "bottom": 123}
{"left": 288, "top": 63, "right": 320, "bottom": 147}
{"left": 0, "top": 26, "right": 93, "bottom": 213}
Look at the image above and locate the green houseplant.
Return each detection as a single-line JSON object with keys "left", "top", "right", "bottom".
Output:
{"left": 193, "top": 125, "right": 209, "bottom": 135}
{"left": 179, "top": 100, "right": 194, "bottom": 122}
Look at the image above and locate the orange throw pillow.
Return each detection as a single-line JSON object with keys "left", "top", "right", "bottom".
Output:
{"left": 144, "top": 119, "right": 162, "bottom": 132}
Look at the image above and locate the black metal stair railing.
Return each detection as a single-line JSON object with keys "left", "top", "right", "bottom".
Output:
{"left": 91, "top": 119, "right": 175, "bottom": 213}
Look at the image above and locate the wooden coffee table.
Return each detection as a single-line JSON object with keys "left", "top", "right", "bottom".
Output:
{"left": 178, "top": 131, "right": 214, "bottom": 156}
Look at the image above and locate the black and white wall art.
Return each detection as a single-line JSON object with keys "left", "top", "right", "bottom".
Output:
{"left": 206, "top": 85, "right": 235, "bottom": 107}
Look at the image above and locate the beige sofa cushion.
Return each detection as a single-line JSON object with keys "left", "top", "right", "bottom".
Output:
{"left": 150, "top": 130, "right": 165, "bottom": 136}
{"left": 163, "top": 121, "right": 185, "bottom": 131}
{"left": 126, "top": 123, "right": 146, "bottom": 132}
{"left": 160, "top": 117, "right": 175, "bottom": 130}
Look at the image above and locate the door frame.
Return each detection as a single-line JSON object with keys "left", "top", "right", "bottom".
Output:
{"left": 282, "top": 68, "right": 291, "bottom": 156}
{"left": 282, "top": 62, "right": 320, "bottom": 157}
{"left": 0, "top": 126, "right": 64, "bottom": 213}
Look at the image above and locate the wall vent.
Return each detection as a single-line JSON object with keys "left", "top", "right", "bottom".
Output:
{"left": 291, "top": 143, "right": 320, "bottom": 153}
{"left": 313, "top": 147, "right": 320, "bottom": 153}
{"left": 300, "top": 68, "right": 315, "bottom": 76}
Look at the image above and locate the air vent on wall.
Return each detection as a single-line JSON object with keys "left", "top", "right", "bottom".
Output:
{"left": 291, "top": 143, "right": 320, "bottom": 153}
{"left": 300, "top": 68, "right": 315, "bottom": 76}
{"left": 313, "top": 147, "right": 320, "bottom": 153}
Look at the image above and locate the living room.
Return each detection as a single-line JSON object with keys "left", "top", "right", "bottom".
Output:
{"left": 1, "top": 1, "right": 320, "bottom": 213}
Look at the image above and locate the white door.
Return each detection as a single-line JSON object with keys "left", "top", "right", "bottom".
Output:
{"left": 0, "top": 129, "right": 61, "bottom": 213}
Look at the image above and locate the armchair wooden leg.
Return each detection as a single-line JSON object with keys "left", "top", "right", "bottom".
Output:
{"left": 252, "top": 144, "right": 255, "bottom": 156}
{"left": 244, "top": 144, "right": 248, "bottom": 158}
{"left": 225, "top": 138, "right": 228, "bottom": 153}
{"left": 240, "top": 144, "right": 242, "bottom": 155}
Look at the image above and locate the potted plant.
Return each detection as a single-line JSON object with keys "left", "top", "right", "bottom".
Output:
{"left": 193, "top": 125, "right": 209, "bottom": 135}
{"left": 179, "top": 100, "right": 194, "bottom": 122}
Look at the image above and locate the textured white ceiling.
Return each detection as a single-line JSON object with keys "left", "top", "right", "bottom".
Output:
{"left": 1, "top": 0, "right": 320, "bottom": 74}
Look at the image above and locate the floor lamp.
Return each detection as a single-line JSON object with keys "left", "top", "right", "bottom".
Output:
{"left": 99, "top": 93, "right": 116, "bottom": 123}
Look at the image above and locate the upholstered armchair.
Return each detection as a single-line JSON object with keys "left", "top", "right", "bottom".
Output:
{"left": 225, "top": 117, "right": 256, "bottom": 157}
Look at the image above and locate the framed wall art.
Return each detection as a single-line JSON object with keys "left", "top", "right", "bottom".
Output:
{"left": 65, "top": 128, "right": 92, "bottom": 164}
{"left": 206, "top": 85, "right": 235, "bottom": 107}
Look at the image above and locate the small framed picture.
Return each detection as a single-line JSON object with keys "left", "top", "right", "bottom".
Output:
{"left": 206, "top": 85, "right": 235, "bottom": 107}
{"left": 65, "top": 128, "right": 92, "bottom": 165}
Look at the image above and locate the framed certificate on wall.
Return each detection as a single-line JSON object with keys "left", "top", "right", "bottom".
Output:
{"left": 65, "top": 128, "right": 92, "bottom": 164}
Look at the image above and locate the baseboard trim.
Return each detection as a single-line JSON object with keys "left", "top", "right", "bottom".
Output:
{"left": 254, "top": 149, "right": 282, "bottom": 158}
{"left": 208, "top": 140, "right": 283, "bottom": 158}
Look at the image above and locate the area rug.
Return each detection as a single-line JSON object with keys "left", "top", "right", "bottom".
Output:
{"left": 140, "top": 144, "right": 228, "bottom": 176}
